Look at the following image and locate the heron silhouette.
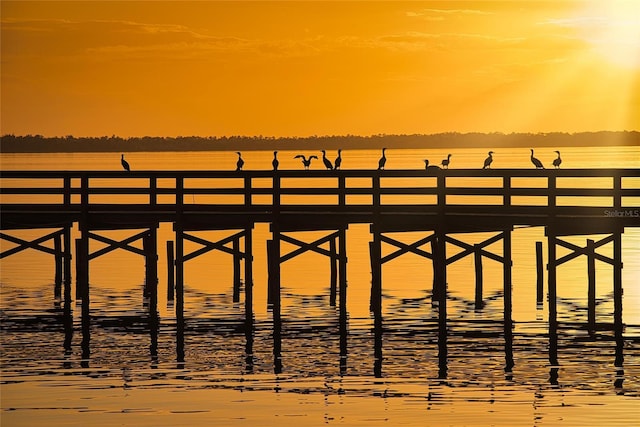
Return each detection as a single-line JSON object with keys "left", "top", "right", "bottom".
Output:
{"left": 121, "top": 154, "right": 130, "bottom": 171}
{"left": 334, "top": 149, "right": 342, "bottom": 170}
{"left": 321, "top": 150, "right": 334, "bottom": 170}
{"left": 441, "top": 154, "right": 452, "bottom": 169}
{"left": 483, "top": 151, "right": 494, "bottom": 169}
{"left": 235, "top": 152, "right": 244, "bottom": 171}
{"left": 552, "top": 151, "right": 562, "bottom": 169}
{"left": 378, "top": 148, "right": 387, "bottom": 170}
{"left": 272, "top": 151, "right": 279, "bottom": 171}
{"left": 294, "top": 154, "right": 318, "bottom": 170}
{"left": 530, "top": 149, "right": 544, "bottom": 169}
{"left": 424, "top": 159, "right": 441, "bottom": 170}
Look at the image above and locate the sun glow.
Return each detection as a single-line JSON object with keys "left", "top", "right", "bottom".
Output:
{"left": 573, "top": 1, "right": 640, "bottom": 69}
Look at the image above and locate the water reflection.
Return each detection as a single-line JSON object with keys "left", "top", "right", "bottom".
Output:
{"left": 0, "top": 277, "right": 633, "bottom": 401}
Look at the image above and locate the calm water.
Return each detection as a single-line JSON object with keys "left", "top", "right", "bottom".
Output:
{"left": 1, "top": 147, "right": 639, "bottom": 426}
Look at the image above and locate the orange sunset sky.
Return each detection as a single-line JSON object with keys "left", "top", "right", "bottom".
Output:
{"left": 1, "top": 1, "right": 639, "bottom": 138}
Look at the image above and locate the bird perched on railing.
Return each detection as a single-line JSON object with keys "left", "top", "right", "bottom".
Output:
{"left": 272, "top": 151, "right": 279, "bottom": 171}
{"left": 378, "top": 148, "right": 387, "bottom": 170}
{"left": 441, "top": 153, "right": 452, "bottom": 169}
{"left": 294, "top": 154, "right": 318, "bottom": 170}
{"left": 334, "top": 149, "right": 342, "bottom": 170}
{"left": 321, "top": 150, "right": 334, "bottom": 170}
{"left": 235, "top": 152, "right": 244, "bottom": 171}
{"left": 530, "top": 149, "right": 544, "bottom": 169}
{"left": 553, "top": 151, "right": 562, "bottom": 169}
{"left": 483, "top": 151, "right": 494, "bottom": 169}
{"left": 121, "top": 154, "right": 130, "bottom": 171}
{"left": 424, "top": 159, "right": 441, "bottom": 170}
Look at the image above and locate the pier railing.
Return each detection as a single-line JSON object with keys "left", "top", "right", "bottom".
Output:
{"left": 1, "top": 169, "right": 639, "bottom": 223}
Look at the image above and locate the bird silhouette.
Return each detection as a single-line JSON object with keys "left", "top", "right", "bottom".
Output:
{"left": 235, "top": 152, "right": 244, "bottom": 171}
{"left": 441, "top": 154, "right": 452, "bottom": 169}
{"left": 294, "top": 154, "right": 318, "bottom": 170}
{"left": 334, "top": 149, "right": 342, "bottom": 170}
{"left": 121, "top": 154, "right": 130, "bottom": 171}
{"left": 321, "top": 150, "right": 334, "bottom": 170}
{"left": 378, "top": 148, "right": 387, "bottom": 170}
{"left": 552, "top": 151, "right": 562, "bottom": 169}
{"left": 530, "top": 149, "right": 544, "bottom": 169}
{"left": 483, "top": 151, "right": 494, "bottom": 169}
{"left": 424, "top": 159, "right": 441, "bottom": 170}
{"left": 272, "top": 151, "right": 279, "bottom": 171}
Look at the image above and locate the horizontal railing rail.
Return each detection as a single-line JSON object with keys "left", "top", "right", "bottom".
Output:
{"left": 1, "top": 169, "right": 639, "bottom": 213}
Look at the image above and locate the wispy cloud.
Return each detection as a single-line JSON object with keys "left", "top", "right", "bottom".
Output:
{"left": 407, "top": 8, "right": 494, "bottom": 18}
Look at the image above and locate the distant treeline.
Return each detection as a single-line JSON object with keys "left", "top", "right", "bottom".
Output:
{"left": 1, "top": 131, "right": 638, "bottom": 153}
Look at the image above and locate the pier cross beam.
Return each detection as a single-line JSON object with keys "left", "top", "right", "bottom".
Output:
{"left": 546, "top": 230, "right": 624, "bottom": 332}
{"left": 78, "top": 226, "right": 159, "bottom": 301}
{"left": 0, "top": 226, "right": 73, "bottom": 299}
{"left": 268, "top": 227, "right": 347, "bottom": 308}
{"left": 267, "top": 224, "right": 348, "bottom": 373}
{"left": 173, "top": 226, "right": 254, "bottom": 307}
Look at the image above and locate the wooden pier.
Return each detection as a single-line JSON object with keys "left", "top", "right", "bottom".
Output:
{"left": 1, "top": 168, "right": 639, "bottom": 376}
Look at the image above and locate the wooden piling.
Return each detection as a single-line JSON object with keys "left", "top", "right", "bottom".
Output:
{"left": 613, "top": 231, "right": 623, "bottom": 344}
{"left": 175, "top": 227, "right": 184, "bottom": 325}
{"left": 474, "top": 244, "right": 483, "bottom": 310}
{"left": 166, "top": 241, "right": 175, "bottom": 301}
{"left": 587, "top": 239, "right": 596, "bottom": 329}
{"left": 63, "top": 226, "right": 72, "bottom": 301}
{"left": 233, "top": 238, "right": 241, "bottom": 303}
{"left": 143, "top": 229, "right": 158, "bottom": 300}
{"left": 536, "top": 241, "right": 544, "bottom": 305}
{"left": 503, "top": 228, "right": 514, "bottom": 373}
{"left": 338, "top": 228, "right": 348, "bottom": 316}
{"left": 547, "top": 229, "right": 558, "bottom": 366}
{"left": 369, "top": 236, "right": 382, "bottom": 316}
{"left": 271, "top": 229, "right": 282, "bottom": 374}
{"left": 330, "top": 237, "right": 338, "bottom": 307}
{"left": 244, "top": 226, "right": 254, "bottom": 372}
{"left": 54, "top": 233, "right": 62, "bottom": 299}
{"left": 267, "top": 239, "right": 275, "bottom": 305}
{"left": 244, "top": 227, "right": 254, "bottom": 326}
{"left": 434, "top": 231, "right": 447, "bottom": 379}
{"left": 338, "top": 227, "right": 348, "bottom": 375}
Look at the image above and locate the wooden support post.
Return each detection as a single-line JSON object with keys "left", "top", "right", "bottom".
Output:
{"left": 244, "top": 227, "right": 254, "bottom": 372}
{"left": 338, "top": 227, "right": 348, "bottom": 375}
{"left": 63, "top": 226, "right": 72, "bottom": 302}
{"left": 613, "top": 230, "right": 623, "bottom": 367}
{"left": 330, "top": 237, "right": 338, "bottom": 307}
{"left": 75, "top": 237, "right": 88, "bottom": 300}
{"left": 175, "top": 177, "right": 185, "bottom": 350}
{"left": 54, "top": 233, "right": 62, "bottom": 299}
{"left": 271, "top": 229, "right": 282, "bottom": 374}
{"left": 434, "top": 231, "right": 447, "bottom": 379}
{"left": 144, "top": 228, "right": 158, "bottom": 300}
{"left": 144, "top": 228, "right": 158, "bottom": 315}
{"left": 587, "top": 239, "right": 596, "bottom": 330}
{"left": 77, "top": 231, "right": 90, "bottom": 366}
{"left": 244, "top": 228, "right": 253, "bottom": 322}
{"left": 233, "top": 238, "right": 241, "bottom": 303}
{"left": 175, "top": 228, "right": 184, "bottom": 325}
{"left": 547, "top": 229, "right": 558, "bottom": 368}
{"left": 474, "top": 244, "right": 483, "bottom": 310}
{"left": 369, "top": 235, "right": 382, "bottom": 316}
{"left": 431, "top": 237, "right": 438, "bottom": 303}
{"left": 338, "top": 228, "right": 348, "bottom": 315}
{"left": 166, "top": 241, "right": 175, "bottom": 301}
{"left": 536, "top": 241, "right": 544, "bottom": 305}
{"left": 267, "top": 240, "right": 275, "bottom": 305}
{"left": 503, "top": 228, "right": 514, "bottom": 374}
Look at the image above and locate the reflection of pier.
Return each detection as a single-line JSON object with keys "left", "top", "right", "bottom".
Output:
{"left": 1, "top": 168, "right": 638, "bottom": 379}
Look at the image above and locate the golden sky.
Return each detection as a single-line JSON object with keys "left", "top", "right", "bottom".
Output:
{"left": 1, "top": 1, "right": 639, "bottom": 137}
